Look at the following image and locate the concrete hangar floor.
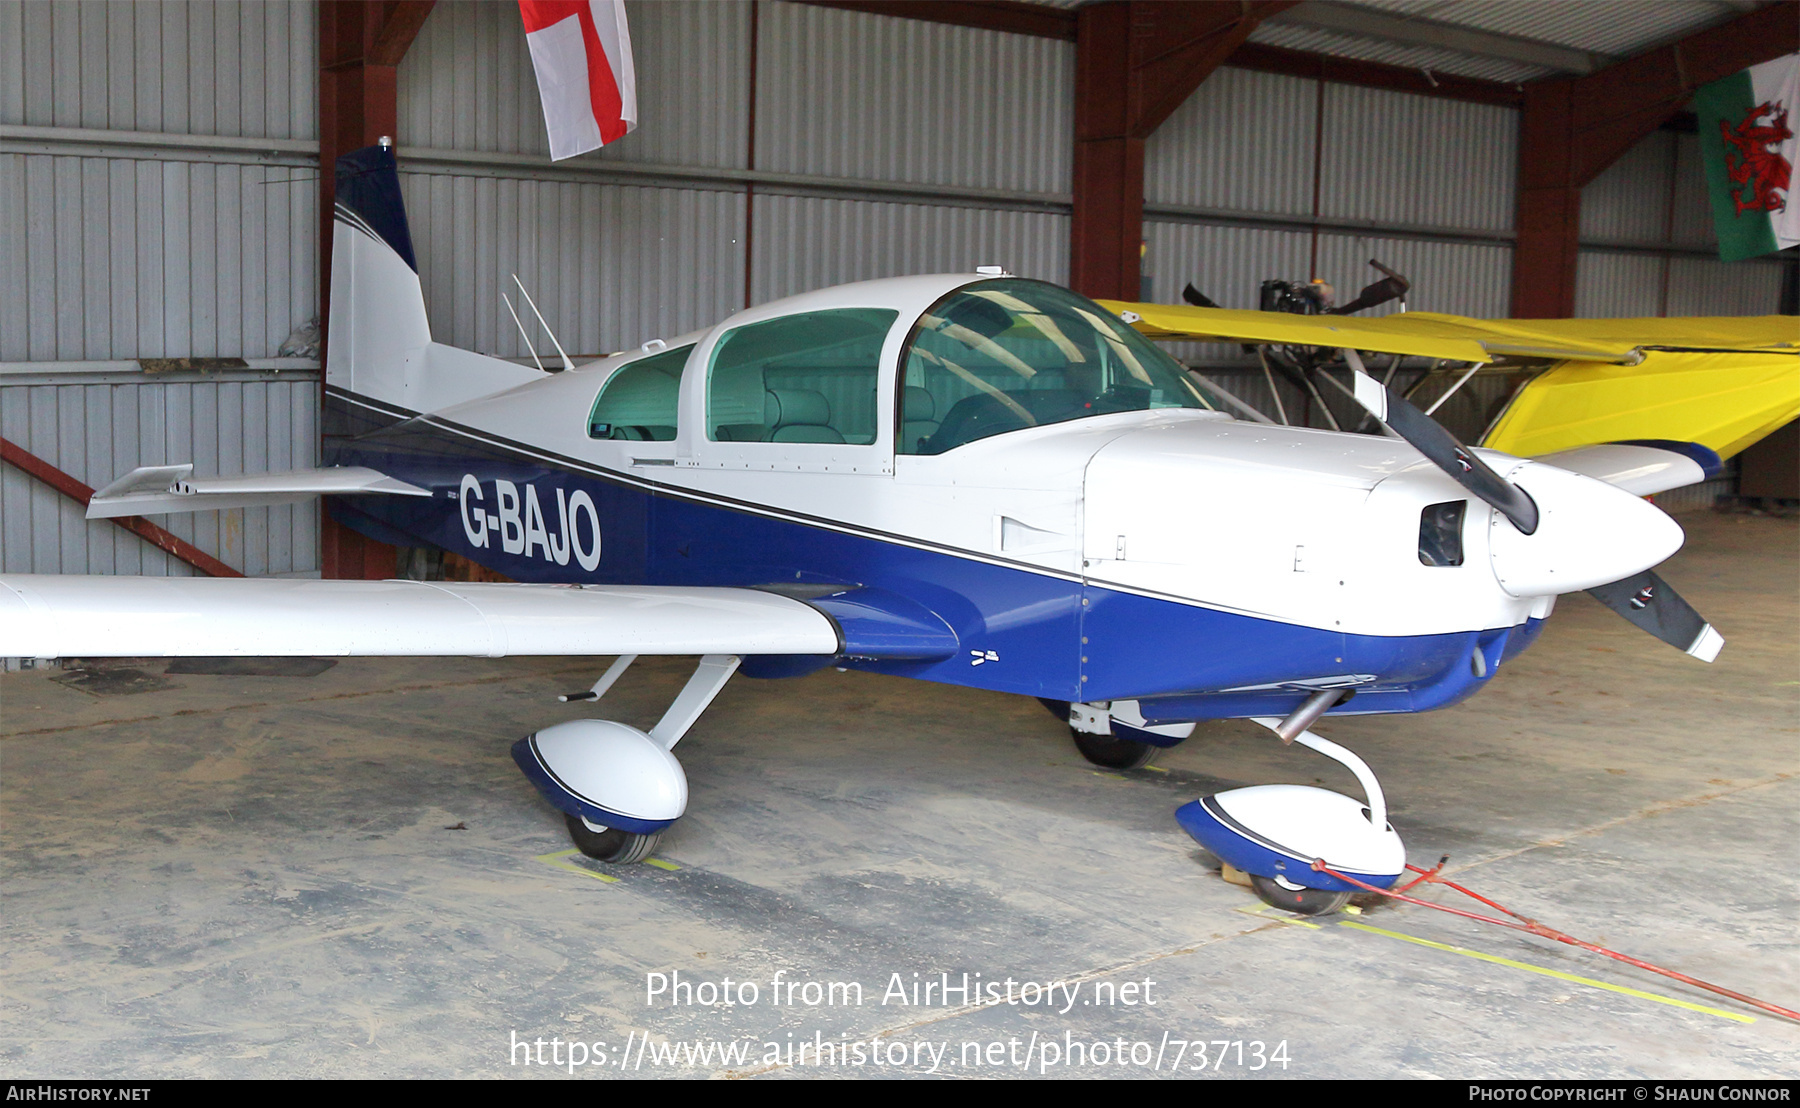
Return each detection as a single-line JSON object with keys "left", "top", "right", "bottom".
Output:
{"left": 0, "top": 510, "right": 1794, "bottom": 1079}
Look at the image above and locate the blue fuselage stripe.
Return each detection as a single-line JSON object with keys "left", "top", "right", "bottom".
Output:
{"left": 326, "top": 392, "right": 1533, "bottom": 714}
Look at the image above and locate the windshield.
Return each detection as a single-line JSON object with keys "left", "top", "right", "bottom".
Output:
{"left": 899, "top": 280, "right": 1218, "bottom": 455}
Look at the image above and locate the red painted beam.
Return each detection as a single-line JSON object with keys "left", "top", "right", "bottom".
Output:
{"left": 0, "top": 438, "right": 244, "bottom": 579}
{"left": 318, "top": 1, "right": 432, "bottom": 579}
{"left": 1071, "top": 1, "right": 1294, "bottom": 301}
{"left": 1568, "top": 2, "right": 1799, "bottom": 187}
{"left": 1511, "top": 2, "right": 1800, "bottom": 318}
{"left": 1225, "top": 41, "right": 1523, "bottom": 108}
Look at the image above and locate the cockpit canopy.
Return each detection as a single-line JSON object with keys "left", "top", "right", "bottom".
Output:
{"left": 900, "top": 279, "right": 1216, "bottom": 454}
{"left": 582, "top": 277, "right": 1228, "bottom": 458}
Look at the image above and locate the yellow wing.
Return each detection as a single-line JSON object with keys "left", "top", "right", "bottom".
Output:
{"left": 1482, "top": 351, "right": 1800, "bottom": 460}
{"left": 1105, "top": 300, "right": 1800, "bottom": 459}
{"left": 1101, "top": 301, "right": 1800, "bottom": 364}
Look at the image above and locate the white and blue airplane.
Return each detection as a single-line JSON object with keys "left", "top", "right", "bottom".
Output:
{"left": 0, "top": 144, "right": 1727, "bottom": 912}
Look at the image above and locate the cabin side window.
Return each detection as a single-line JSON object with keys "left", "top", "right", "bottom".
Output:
{"left": 705, "top": 308, "right": 898, "bottom": 445}
{"left": 587, "top": 344, "right": 694, "bottom": 441}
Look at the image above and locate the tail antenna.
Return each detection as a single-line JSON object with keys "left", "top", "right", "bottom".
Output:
{"left": 512, "top": 274, "right": 575, "bottom": 372}
{"left": 501, "top": 293, "right": 546, "bottom": 373}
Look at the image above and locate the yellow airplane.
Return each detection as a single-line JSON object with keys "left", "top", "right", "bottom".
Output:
{"left": 1098, "top": 299, "right": 1800, "bottom": 462}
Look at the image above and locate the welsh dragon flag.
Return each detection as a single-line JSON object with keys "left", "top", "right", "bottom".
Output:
{"left": 1694, "top": 53, "right": 1798, "bottom": 261}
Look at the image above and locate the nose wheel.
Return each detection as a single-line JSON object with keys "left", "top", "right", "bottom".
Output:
{"left": 565, "top": 813, "right": 662, "bottom": 864}
{"left": 1248, "top": 872, "right": 1352, "bottom": 916}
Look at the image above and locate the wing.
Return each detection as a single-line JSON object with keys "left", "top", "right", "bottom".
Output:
{"left": 0, "top": 577, "right": 840, "bottom": 659}
{"left": 1532, "top": 442, "right": 1722, "bottom": 496}
{"left": 1482, "top": 349, "right": 1800, "bottom": 460}
{"left": 1103, "top": 301, "right": 1799, "bottom": 461}
{"left": 1102, "top": 301, "right": 1800, "bottom": 364}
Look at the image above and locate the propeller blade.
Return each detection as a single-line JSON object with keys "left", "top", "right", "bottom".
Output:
{"left": 1328, "top": 276, "right": 1406, "bottom": 316}
{"left": 1347, "top": 360, "right": 1540, "bottom": 535}
{"left": 1587, "top": 570, "right": 1724, "bottom": 662}
{"left": 1182, "top": 283, "right": 1219, "bottom": 309}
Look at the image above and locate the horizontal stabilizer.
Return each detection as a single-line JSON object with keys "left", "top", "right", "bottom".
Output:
{"left": 87, "top": 465, "right": 433, "bottom": 519}
{"left": 0, "top": 577, "right": 841, "bottom": 659}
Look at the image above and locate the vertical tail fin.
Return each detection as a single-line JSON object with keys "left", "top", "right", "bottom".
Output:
{"left": 326, "top": 142, "right": 431, "bottom": 408}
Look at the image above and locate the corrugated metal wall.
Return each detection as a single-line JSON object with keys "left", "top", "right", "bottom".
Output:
{"left": 1144, "top": 67, "right": 1517, "bottom": 326}
{"left": 0, "top": 0, "right": 316, "bottom": 139}
{"left": 0, "top": 368, "right": 320, "bottom": 576}
{"left": 399, "top": 174, "right": 748, "bottom": 356}
{"left": 1, "top": 156, "right": 318, "bottom": 362}
{"left": 751, "top": 195, "right": 1069, "bottom": 302}
{"left": 756, "top": 2, "right": 1071, "bottom": 195}
{"left": 399, "top": 0, "right": 749, "bottom": 170}
{"left": 0, "top": 0, "right": 322, "bottom": 575}
{"left": 1145, "top": 67, "right": 1515, "bottom": 377}
{"left": 3, "top": 0, "right": 1789, "bottom": 578}
{"left": 1576, "top": 128, "right": 1786, "bottom": 318}
{"left": 395, "top": 0, "right": 1075, "bottom": 358}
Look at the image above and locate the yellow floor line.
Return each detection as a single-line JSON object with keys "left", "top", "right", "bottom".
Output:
{"left": 1337, "top": 920, "right": 1754, "bottom": 1024}
{"left": 534, "top": 848, "right": 620, "bottom": 883}
{"left": 645, "top": 858, "right": 680, "bottom": 871}
{"left": 1234, "top": 905, "right": 1321, "bottom": 930}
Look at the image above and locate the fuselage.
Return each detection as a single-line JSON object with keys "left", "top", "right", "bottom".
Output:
{"left": 324, "top": 273, "right": 1680, "bottom": 724}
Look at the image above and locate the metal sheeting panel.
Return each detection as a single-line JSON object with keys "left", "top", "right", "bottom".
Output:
{"left": 0, "top": 0, "right": 316, "bottom": 138}
{"left": 398, "top": 0, "right": 750, "bottom": 170}
{"left": 1145, "top": 68, "right": 1317, "bottom": 216}
{"left": 1318, "top": 83, "right": 1517, "bottom": 233}
{"left": 750, "top": 195, "right": 1068, "bottom": 305}
{"left": 1574, "top": 251, "right": 1783, "bottom": 319}
{"left": 1345, "top": 0, "right": 1738, "bottom": 64}
{"left": 1145, "top": 219, "right": 1508, "bottom": 367}
{"left": 400, "top": 171, "right": 746, "bottom": 358}
{"left": 1581, "top": 131, "right": 1717, "bottom": 249}
{"left": 1669, "top": 133, "right": 1714, "bottom": 249}
{"left": 1, "top": 154, "right": 319, "bottom": 362}
{"left": 0, "top": 376, "right": 319, "bottom": 576}
{"left": 1145, "top": 220, "right": 1314, "bottom": 312}
{"left": 1247, "top": 21, "right": 1550, "bottom": 84}
{"left": 1313, "top": 232, "right": 1511, "bottom": 317}
{"left": 755, "top": 2, "right": 1073, "bottom": 194}
{"left": 1148, "top": 220, "right": 1510, "bottom": 318}
{"left": 1664, "top": 257, "right": 1783, "bottom": 317}
{"left": 1580, "top": 130, "right": 1674, "bottom": 245}
{"left": 1143, "top": 220, "right": 1312, "bottom": 365}
{"left": 1573, "top": 252, "right": 1662, "bottom": 319}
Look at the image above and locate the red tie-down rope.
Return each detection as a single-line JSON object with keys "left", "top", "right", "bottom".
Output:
{"left": 1311, "top": 857, "right": 1800, "bottom": 1023}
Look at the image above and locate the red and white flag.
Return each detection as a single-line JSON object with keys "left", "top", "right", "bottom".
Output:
{"left": 518, "top": 0, "right": 637, "bottom": 161}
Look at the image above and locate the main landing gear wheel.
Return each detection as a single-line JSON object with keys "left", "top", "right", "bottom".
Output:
{"left": 1070, "top": 728, "right": 1158, "bottom": 770}
{"left": 564, "top": 813, "right": 661, "bottom": 864}
{"left": 1248, "top": 872, "right": 1352, "bottom": 917}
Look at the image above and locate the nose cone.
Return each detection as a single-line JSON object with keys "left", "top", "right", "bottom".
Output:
{"left": 1487, "top": 460, "right": 1685, "bottom": 598}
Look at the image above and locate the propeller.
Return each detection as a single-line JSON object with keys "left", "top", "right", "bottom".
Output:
{"left": 1341, "top": 351, "right": 1723, "bottom": 662}
{"left": 1328, "top": 259, "right": 1410, "bottom": 316}
{"left": 1346, "top": 354, "right": 1539, "bottom": 535}
{"left": 1586, "top": 570, "right": 1724, "bottom": 662}
{"left": 1182, "top": 283, "right": 1220, "bottom": 309}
